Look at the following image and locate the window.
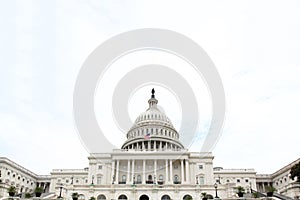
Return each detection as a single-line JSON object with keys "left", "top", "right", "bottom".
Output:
{"left": 227, "top": 179, "right": 230, "bottom": 183}
{"left": 13, "top": 174, "right": 15, "bottom": 178}
{"left": 78, "top": 194, "right": 85, "bottom": 200}
{"left": 97, "top": 176, "right": 102, "bottom": 184}
{"left": 199, "top": 165, "right": 203, "bottom": 169}
{"left": 159, "top": 175, "right": 163, "bottom": 180}
{"left": 118, "top": 194, "right": 127, "bottom": 200}
{"left": 174, "top": 165, "right": 178, "bottom": 169}
{"left": 98, "top": 165, "right": 102, "bottom": 170}
{"left": 66, "top": 179, "right": 69, "bottom": 183}
{"left": 58, "top": 179, "right": 61, "bottom": 183}
{"left": 183, "top": 195, "right": 192, "bottom": 200}
{"left": 237, "top": 179, "right": 240, "bottom": 183}
{"left": 137, "top": 175, "right": 141, "bottom": 183}
{"left": 76, "top": 179, "right": 79, "bottom": 183}
{"left": 7, "top": 172, "right": 10, "bottom": 175}
{"left": 122, "top": 175, "right": 126, "bottom": 182}
{"left": 161, "top": 195, "right": 171, "bottom": 200}
{"left": 245, "top": 179, "right": 249, "bottom": 183}
{"left": 199, "top": 176, "right": 204, "bottom": 185}
{"left": 97, "top": 194, "right": 106, "bottom": 200}
{"left": 174, "top": 175, "right": 179, "bottom": 182}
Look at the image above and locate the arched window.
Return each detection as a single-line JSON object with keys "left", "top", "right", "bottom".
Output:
{"left": 148, "top": 175, "right": 152, "bottom": 181}
{"left": 161, "top": 195, "right": 171, "bottom": 200}
{"left": 78, "top": 194, "right": 85, "bottom": 200}
{"left": 183, "top": 194, "right": 193, "bottom": 200}
{"left": 97, "top": 194, "right": 106, "bottom": 200}
{"left": 118, "top": 194, "right": 128, "bottom": 200}
{"left": 139, "top": 194, "right": 149, "bottom": 200}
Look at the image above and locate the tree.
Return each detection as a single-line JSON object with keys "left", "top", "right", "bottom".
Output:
{"left": 290, "top": 162, "right": 300, "bottom": 182}
{"left": 25, "top": 193, "right": 32, "bottom": 198}
{"left": 34, "top": 187, "right": 43, "bottom": 197}
{"left": 7, "top": 186, "right": 17, "bottom": 197}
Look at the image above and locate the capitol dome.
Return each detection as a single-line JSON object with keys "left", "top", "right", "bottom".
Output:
{"left": 121, "top": 89, "right": 184, "bottom": 151}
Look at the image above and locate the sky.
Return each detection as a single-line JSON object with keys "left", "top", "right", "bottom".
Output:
{"left": 0, "top": 0, "right": 300, "bottom": 175}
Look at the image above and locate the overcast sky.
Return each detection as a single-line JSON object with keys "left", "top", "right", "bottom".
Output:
{"left": 0, "top": 0, "right": 300, "bottom": 175}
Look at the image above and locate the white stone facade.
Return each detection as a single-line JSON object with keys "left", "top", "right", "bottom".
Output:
{"left": 0, "top": 157, "right": 50, "bottom": 197}
{"left": 0, "top": 90, "right": 299, "bottom": 200}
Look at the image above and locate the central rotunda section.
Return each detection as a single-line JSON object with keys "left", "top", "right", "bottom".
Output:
{"left": 121, "top": 89, "right": 184, "bottom": 151}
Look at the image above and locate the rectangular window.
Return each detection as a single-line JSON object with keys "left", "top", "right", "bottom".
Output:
{"left": 237, "top": 179, "right": 240, "bottom": 183}
{"left": 98, "top": 165, "right": 102, "bottom": 170}
{"left": 97, "top": 177, "right": 102, "bottom": 184}
{"left": 199, "top": 165, "right": 203, "bottom": 169}
{"left": 199, "top": 176, "right": 204, "bottom": 185}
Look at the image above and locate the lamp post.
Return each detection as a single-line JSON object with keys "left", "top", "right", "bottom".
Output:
{"left": 91, "top": 175, "right": 94, "bottom": 185}
{"left": 57, "top": 183, "right": 63, "bottom": 199}
{"left": 214, "top": 183, "right": 219, "bottom": 199}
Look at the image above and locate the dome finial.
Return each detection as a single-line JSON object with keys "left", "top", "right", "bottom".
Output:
{"left": 148, "top": 88, "right": 158, "bottom": 108}
{"left": 151, "top": 88, "right": 155, "bottom": 98}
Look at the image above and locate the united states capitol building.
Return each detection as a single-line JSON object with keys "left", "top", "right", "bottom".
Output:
{"left": 0, "top": 90, "right": 299, "bottom": 200}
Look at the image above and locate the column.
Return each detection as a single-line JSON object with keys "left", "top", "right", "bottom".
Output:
{"left": 185, "top": 160, "right": 190, "bottom": 183}
{"left": 127, "top": 160, "right": 130, "bottom": 183}
{"left": 143, "top": 160, "right": 146, "bottom": 184}
{"left": 160, "top": 141, "right": 162, "bottom": 150}
{"left": 112, "top": 160, "right": 115, "bottom": 183}
{"left": 131, "top": 160, "right": 135, "bottom": 183}
{"left": 181, "top": 159, "right": 184, "bottom": 183}
{"left": 154, "top": 160, "right": 157, "bottom": 184}
{"left": 165, "top": 159, "right": 168, "bottom": 184}
{"left": 115, "top": 160, "right": 120, "bottom": 184}
{"left": 154, "top": 141, "right": 156, "bottom": 150}
{"left": 148, "top": 141, "right": 150, "bottom": 150}
{"left": 170, "top": 160, "right": 173, "bottom": 183}
{"left": 142, "top": 141, "right": 145, "bottom": 150}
